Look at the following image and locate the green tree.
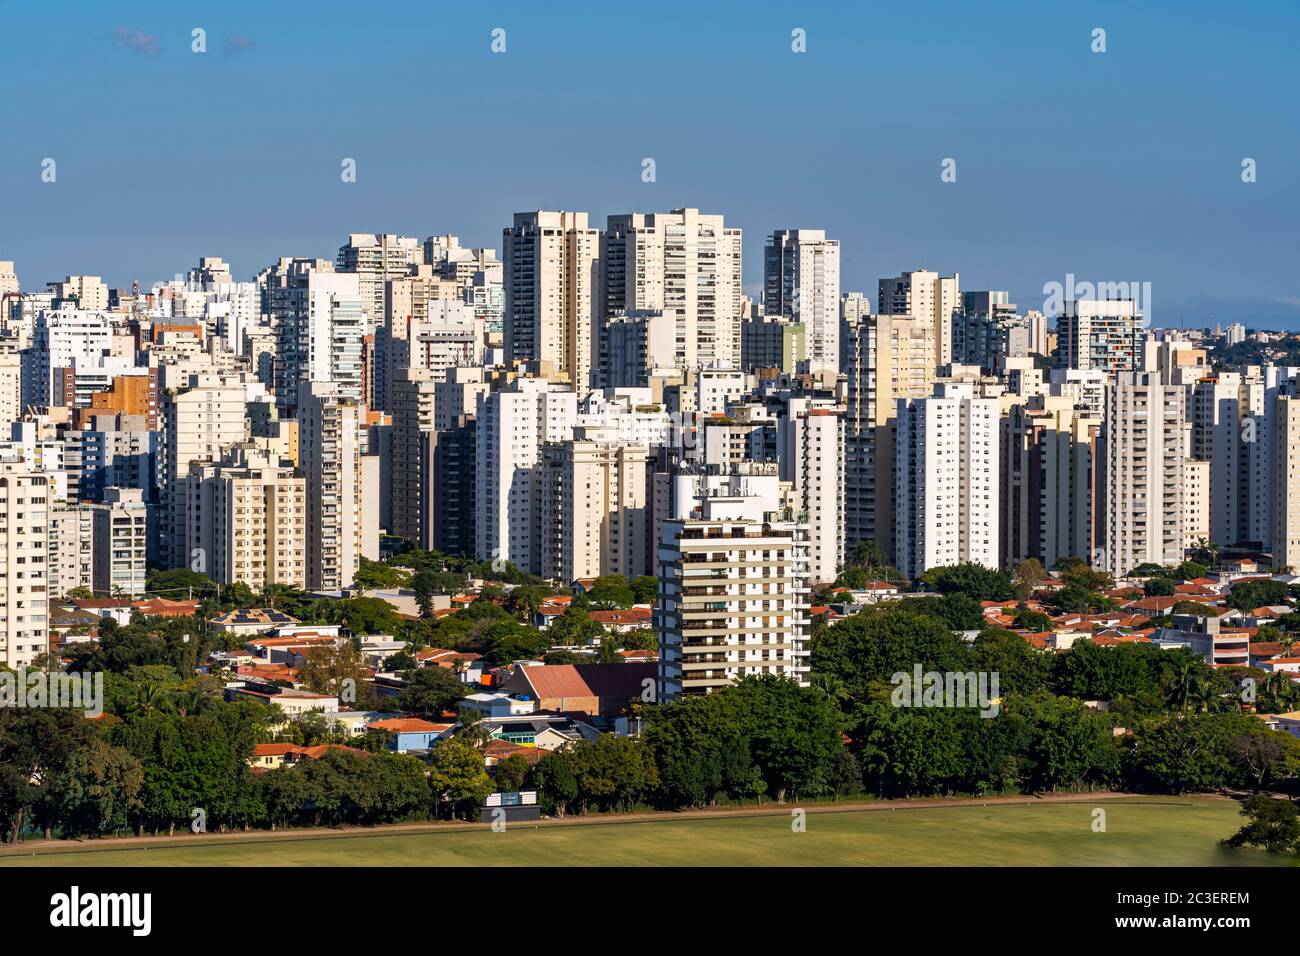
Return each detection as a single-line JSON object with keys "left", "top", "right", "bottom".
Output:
{"left": 1221, "top": 795, "right": 1300, "bottom": 855}
{"left": 393, "top": 666, "right": 464, "bottom": 718}
{"left": 427, "top": 739, "right": 494, "bottom": 819}
{"left": 920, "top": 563, "right": 1014, "bottom": 602}
{"left": 494, "top": 754, "right": 531, "bottom": 793}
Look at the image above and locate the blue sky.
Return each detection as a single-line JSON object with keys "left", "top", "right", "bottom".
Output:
{"left": 0, "top": 0, "right": 1296, "bottom": 327}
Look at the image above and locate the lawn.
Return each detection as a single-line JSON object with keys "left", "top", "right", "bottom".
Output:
{"left": 0, "top": 798, "right": 1286, "bottom": 867}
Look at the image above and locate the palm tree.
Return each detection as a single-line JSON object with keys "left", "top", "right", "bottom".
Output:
{"left": 1261, "top": 671, "right": 1300, "bottom": 713}
{"left": 175, "top": 686, "right": 213, "bottom": 718}
{"left": 1191, "top": 537, "right": 1221, "bottom": 569}
{"left": 455, "top": 708, "right": 493, "bottom": 751}
{"left": 813, "top": 672, "right": 851, "bottom": 707}
{"left": 1166, "top": 660, "right": 1210, "bottom": 713}
{"left": 129, "top": 681, "right": 168, "bottom": 716}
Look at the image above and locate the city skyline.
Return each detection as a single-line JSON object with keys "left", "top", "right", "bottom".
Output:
{"left": 1, "top": 0, "right": 1297, "bottom": 327}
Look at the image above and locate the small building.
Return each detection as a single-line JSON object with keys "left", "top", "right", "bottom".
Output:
{"left": 368, "top": 717, "right": 454, "bottom": 753}
{"left": 211, "top": 607, "right": 302, "bottom": 637}
{"left": 459, "top": 692, "right": 537, "bottom": 717}
{"left": 502, "top": 662, "right": 657, "bottom": 717}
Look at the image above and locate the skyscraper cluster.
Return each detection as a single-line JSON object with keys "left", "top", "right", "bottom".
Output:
{"left": 1, "top": 210, "right": 1293, "bottom": 704}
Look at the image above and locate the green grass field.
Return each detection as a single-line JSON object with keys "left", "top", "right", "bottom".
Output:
{"left": 0, "top": 797, "right": 1287, "bottom": 867}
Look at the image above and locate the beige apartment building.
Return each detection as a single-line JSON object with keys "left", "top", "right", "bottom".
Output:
{"left": 602, "top": 208, "right": 742, "bottom": 369}
{"left": 503, "top": 211, "right": 601, "bottom": 389}
{"left": 1000, "top": 394, "right": 1100, "bottom": 571}
{"left": 540, "top": 433, "right": 650, "bottom": 583}
{"left": 161, "top": 374, "right": 251, "bottom": 568}
{"left": 189, "top": 445, "right": 306, "bottom": 590}
{"left": 842, "top": 312, "right": 936, "bottom": 560}
{"left": 656, "top": 500, "right": 810, "bottom": 700}
{"left": 47, "top": 275, "right": 109, "bottom": 311}
{"left": 878, "top": 269, "right": 959, "bottom": 366}
{"left": 48, "top": 502, "right": 95, "bottom": 600}
{"left": 298, "top": 381, "right": 370, "bottom": 591}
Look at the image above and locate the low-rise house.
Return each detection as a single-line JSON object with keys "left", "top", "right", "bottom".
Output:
{"left": 133, "top": 598, "right": 199, "bottom": 618}
{"left": 415, "top": 648, "right": 487, "bottom": 683}
{"left": 481, "top": 713, "right": 600, "bottom": 749}
{"left": 503, "top": 662, "right": 657, "bottom": 717}
{"left": 460, "top": 692, "right": 537, "bottom": 717}
{"left": 226, "top": 682, "right": 340, "bottom": 716}
{"left": 588, "top": 606, "right": 653, "bottom": 634}
{"left": 483, "top": 738, "right": 544, "bottom": 769}
{"left": 210, "top": 607, "right": 301, "bottom": 637}
{"left": 1151, "top": 613, "right": 1250, "bottom": 667}
{"left": 250, "top": 742, "right": 370, "bottom": 770}
{"left": 1264, "top": 711, "right": 1300, "bottom": 738}
{"left": 73, "top": 598, "right": 134, "bottom": 626}
{"left": 368, "top": 717, "right": 454, "bottom": 752}
{"left": 50, "top": 607, "right": 102, "bottom": 644}
{"left": 247, "top": 633, "right": 343, "bottom": 666}
{"left": 328, "top": 710, "right": 390, "bottom": 737}
{"left": 1257, "top": 656, "right": 1300, "bottom": 675}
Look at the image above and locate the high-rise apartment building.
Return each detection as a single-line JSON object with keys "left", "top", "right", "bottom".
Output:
{"left": 895, "top": 382, "right": 999, "bottom": 579}
{"left": 878, "top": 269, "right": 959, "bottom": 366}
{"left": 503, "top": 211, "right": 601, "bottom": 388}
{"left": 656, "top": 465, "right": 810, "bottom": 700}
{"left": 787, "top": 405, "right": 845, "bottom": 586}
{"left": 603, "top": 208, "right": 741, "bottom": 370}
{"left": 91, "top": 487, "right": 149, "bottom": 597}
{"left": 160, "top": 374, "right": 252, "bottom": 568}
{"left": 842, "top": 313, "right": 937, "bottom": 560}
{"left": 297, "top": 381, "right": 370, "bottom": 591}
{"left": 1000, "top": 395, "right": 1099, "bottom": 570}
{"left": 1058, "top": 299, "right": 1141, "bottom": 374}
{"left": 475, "top": 377, "right": 578, "bottom": 574}
{"left": 0, "top": 465, "right": 51, "bottom": 667}
{"left": 1273, "top": 395, "right": 1300, "bottom": 571}
{"left": 1098, "top": 371, "right": 1188, "bottom": 575}
{"left": 188, "top": 444, "right": 306, "bottom": 590}
{"left": 540, "top": 433, "right": 650, "bottom": 583}
{"left": 335, "top": 234, "right": 422, "bottom": 326}
{"left": 390, "top": 367, "right": 438, "bottom": 546}
{"left": 47, "top": 275, "right": 109, "bottom": 311}
{"left": 764, "top": 229, "right": 840, "bottom": 372}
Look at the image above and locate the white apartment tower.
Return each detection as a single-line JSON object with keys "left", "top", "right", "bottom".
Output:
{"left": 656, "top": 466, "right": 810, "bottom": 700}
{"left": 475, "top": 377, "right": 578, "bottom": 575}
{"left": 1058, "top": 300, "right": 1141, "bottom": 375}
{"left": 764, "top": 229, "right": 840, "bottom": 373}
{"left": 895, "top": 382, "right": 999, "bottom": 579}
{"left": 91, "top": 487, "right": 149, "bottom": 597}
{"left": 787, "top": 405, "right": 845, "bottom": 586}
{"left": 0, "top": 466, "right": 51, "bottom": 667}
{"left": 297, "top": 381, "right": 367, "bottom": 591}
{"left": 1098, "top": 371, "right": 1188, "bottom": 575}
{"left": 1272, "top": 395, "right": 1300, "bottom": 571}
{"left": 603, "top": 208, "right": 742, "bottom": 370}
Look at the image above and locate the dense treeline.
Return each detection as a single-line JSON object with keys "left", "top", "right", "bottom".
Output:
{"left": 7, "top": 561, "right": 1300, "bottom": 841}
